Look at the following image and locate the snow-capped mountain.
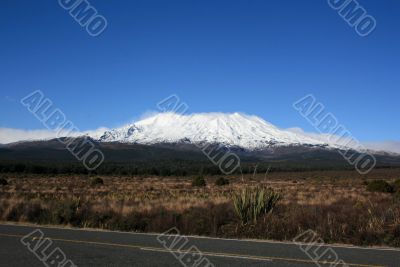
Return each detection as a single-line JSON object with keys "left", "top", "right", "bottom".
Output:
{"left": 98, "top": 112, "right": 339, "bottom": 150}
{"left": 3, "top": 112, "right": 399, "bottom": 169}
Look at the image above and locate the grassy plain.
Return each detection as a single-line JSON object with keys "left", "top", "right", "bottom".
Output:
{"left": 1, "top": 168, "right": 400, "bottom": 247}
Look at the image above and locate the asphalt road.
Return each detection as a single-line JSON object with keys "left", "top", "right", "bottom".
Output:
{"left": 0, "top": 223, "right": 398, "bottom": 267}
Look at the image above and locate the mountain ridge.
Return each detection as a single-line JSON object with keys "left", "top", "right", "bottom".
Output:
{"left": 98, "top": 112, "right": 342, "bottom": 150}
{"left": 2, "top": 112, "right": 397, "bottom": 156}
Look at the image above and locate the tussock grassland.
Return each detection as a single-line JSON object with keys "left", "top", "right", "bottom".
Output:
{"left": 1, "top": 168, "right": 400, "bottom": 247}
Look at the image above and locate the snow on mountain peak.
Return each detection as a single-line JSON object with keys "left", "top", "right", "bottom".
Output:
{"left": 98, "top": 112, "right": 334, "bottom": 150}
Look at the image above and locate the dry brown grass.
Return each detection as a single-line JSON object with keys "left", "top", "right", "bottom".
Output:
{"left": 1, "top": 168, "right": 400, "bottom": 246}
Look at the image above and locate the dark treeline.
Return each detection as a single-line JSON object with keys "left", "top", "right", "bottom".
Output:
{"left": 0, "top": 160, "right": 366, "bottom": 176}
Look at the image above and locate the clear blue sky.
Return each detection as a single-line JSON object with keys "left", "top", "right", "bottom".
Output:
{"left": 0, "top": 0, "right": 399, "bottom": 141}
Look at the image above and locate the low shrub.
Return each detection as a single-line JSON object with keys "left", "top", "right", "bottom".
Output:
{"left": 366, "top": 180, "right": 394, "bottom": 193}
{"left": 6, "top": 203, "right": 25, "bottom": 221}
{"left": 192, "top": 176, "right": 206, "bottom": 187}
{"left": 215, "top": 177, "right": 229, "bottom": 186}
{"left": 90, "top": 177, "right": 104, "bottom": 186}
{"left": 394, "top": 191, "right": 400, "bottom": 201}
{"left": 392, "top": 179, "right": 400, "bottom": 192}
{"left": 25, "top": 202, "right": 50, "bottom": 223}
{"left": 52, "top": 198, "right": 81, "bottom": 225}
{"left": 0, "top": 178, "right": 8, "bottom": 186}
{"left": 233, "top": 188, "right": 281, "bottom": 225}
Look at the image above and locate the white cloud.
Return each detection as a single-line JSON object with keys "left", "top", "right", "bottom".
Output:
{"left": 285, "top": 127, "right": 355, "bottom": 147}
{"left": 286, "top": 127, "right": 400, "bottom": 154}
{"left": 0, "top": 127, "right": 109, "bottom": 144}
{"left": 137, "top": 110, "right": 160, "bottom": 120}
{"left": 285, "top": 127, "right": 330, "bottom": 142}
{"left": 363, "top": 141, "right": 400, "bottom": 154}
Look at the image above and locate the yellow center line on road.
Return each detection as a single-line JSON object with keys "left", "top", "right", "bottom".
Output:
{"left": 0, "top": 233, "right": 385, "bottom": 267}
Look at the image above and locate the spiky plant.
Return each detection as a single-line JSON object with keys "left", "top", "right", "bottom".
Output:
{"left": 233, "top": 188, "right": 251, "bottom": 224}
{"left": 233, "top": 187, "right": 281, "bottom": 225}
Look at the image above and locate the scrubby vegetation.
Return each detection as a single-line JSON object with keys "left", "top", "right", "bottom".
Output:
{"left": 1, "top": 168, "right": 400, "bottom": 247}
{"left": 392, "top": 179, "right": 400, "bottom": 192}
{"left": 0, "top": 178, "right": 8, "bottom": 186}
{"left": 215, "top": 177, "right": 230, "bottom": 186}
{"left": 366, "top": 180, "right": 394, "bottom": 193}
{"left": 192, "top": 176, "right": 206, "bottom": 187}
{"left": 90, "top": 177, "right": 104, "bottom": 186}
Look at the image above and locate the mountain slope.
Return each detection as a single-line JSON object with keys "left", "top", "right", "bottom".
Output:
{"left": 99, "top": 112, "right": 336, "bottom": 150}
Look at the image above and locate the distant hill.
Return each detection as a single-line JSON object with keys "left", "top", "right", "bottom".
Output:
{"left": 0, "top": 137, "right": 399, "bottom": 175}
